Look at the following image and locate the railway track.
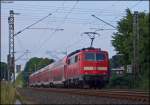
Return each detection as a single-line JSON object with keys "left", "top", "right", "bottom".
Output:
{"left": 30, "top": 88, "right": 149, "bottom": 104}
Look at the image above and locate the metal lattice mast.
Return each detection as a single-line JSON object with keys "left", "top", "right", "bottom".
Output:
{"left": 7, "top": 10, "right": 15, "bottom": 81}
{"left": 7, "top": 11, "right": 52, "bottom": 81}
{"left": 132, "top": 11, "right": 140, "bottom": 86}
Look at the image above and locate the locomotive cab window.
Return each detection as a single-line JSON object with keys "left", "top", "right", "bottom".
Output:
{"left": 75, "top": 55, "right": 78, "bottom": 63}
{"left": 70, "top": 57, "right": 75, "bottom": 64}
{"left": 96, "top": 53, "right": 105, "bottom": 61}
{"left": 85, "top": 52, "right": 105, "bottom": 61}
{"left": 68, "top": 56, "right": 75, "bottom": 64}
{"left": 85, "top": 53, "right": 95, "bottom": 61}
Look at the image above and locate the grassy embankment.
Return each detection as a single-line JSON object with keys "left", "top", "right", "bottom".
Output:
{"left": 0, "top": 72, "right": 25, "bottom": 104}
{"left": 0, "top": 81, "right": 16, "bottom": 104}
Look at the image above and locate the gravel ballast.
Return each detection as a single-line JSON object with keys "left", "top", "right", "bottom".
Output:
{"left": 17, "top": 88, "right": 147, "bottom": 104}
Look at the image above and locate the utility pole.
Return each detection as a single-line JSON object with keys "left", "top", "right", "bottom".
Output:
{"left": 132, "top": 11, "right": 140, "bottom": 87}
{"left": 15, "top": 50, "right": 31, "bottom": 62}
{"left": 24, "top": 49, "right": 31, "bottom": 61}
{"left": 7, "top": 11, "right": 51, "bottom": 82}
{"left": 34, "top": 64, "right": 37, "bottom": 72}
{"left": 81, "top": 32, "right": 100, "bottom": 48}
{"left": 7, "top": 10, "right": 15, "bottom": 82}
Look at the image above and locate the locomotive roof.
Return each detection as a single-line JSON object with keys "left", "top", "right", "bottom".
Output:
{"left": 67, "top": 47, "right": 101, "bottom": 57}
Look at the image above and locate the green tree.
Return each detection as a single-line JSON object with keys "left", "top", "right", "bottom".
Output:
{"left": 0, "top": 62, "right": 8, "bottom": 80}
{"left": 112, "top": 9, "right": 133, "bottom": 65}
{"left": 110, "top": 54, "right": 124, "bottom": 68}
{"left": 15, "top": 71, "right": 25, "bottom": 87}
{"left": 111, "top": 9, "right": 149, "bottom": 90}
{"left": 23, "top": 57, "right": 54, "bottom": 86}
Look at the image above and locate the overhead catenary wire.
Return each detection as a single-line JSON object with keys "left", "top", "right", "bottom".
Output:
{"left": 32, "top": 1, "right": 66, "bottom": 54}
{"left": 33, "top": 1, "right": 79, "bottom": 57}
{"left": 2, "top": 1, "right": 147, "bottom": 70}
{"left": 130, "top": 0, "right": 143, "bottom": 9}
{"left": 111, "top": 1, "right": 143, "bottom": 21}
{"left": 2, "top": 1, "right": 140, "bottom": 14}
{"left": 2, "top": 8, "right": 126, "bottom": 17}
{"left": 61, "top": 38, "right": 83, "bottom": 55}
{"left": 15, "top": 50, "right": 31, "bottom": 61}
{"left": 29, "top": 1, "right": 67, "bottom": 69}
{"left": 92, "top": 15, "right": 117, "bottom": 29}
{"left": 2, "top": 0, "right": 127, "bottom": 29}
{"left": 2, "top": 16, "right": 118, "bottom": 24}
{"left": 29, "top": 1, "right": 66, "bottom": 56}
{"left": 2, "top": 1, "right": 145, "bottom": 22}
{"left": 16, "top": 37, "right": 25, "bottom": 50}
{"left": 14, "top": 13, "right": 52, "bottom": 36}
{"left": 9, "top": 13, "right": 52, "bottom": 68}
{"left": 2, "top": 19, "right": 117, "bottom": 26}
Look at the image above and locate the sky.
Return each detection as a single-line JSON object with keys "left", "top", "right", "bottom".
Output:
{"left": 1, "top": 1, "right": 149, "bottom": 70}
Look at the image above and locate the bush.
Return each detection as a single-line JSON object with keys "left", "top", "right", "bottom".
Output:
{"left": 15, "top": 72, "right": 26, "bottom": 88}
{"left": 108, "top": 74, "right": 133, "bottom": 89}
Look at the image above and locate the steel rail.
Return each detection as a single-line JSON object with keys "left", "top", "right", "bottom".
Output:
{"left": 29, "top": 88, "right": 149, "bottom": 104}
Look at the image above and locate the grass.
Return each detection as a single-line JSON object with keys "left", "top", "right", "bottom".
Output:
{"left": 0, "top": 81, "right": 16, "bottom": 104}
{"left": 0, "top": 72, "right": 26, "bottom": 104}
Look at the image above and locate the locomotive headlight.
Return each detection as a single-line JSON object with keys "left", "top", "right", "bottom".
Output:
{"left": 97, "top": 67, "right": 107, "bottom": 70}
{"left": 83, "top": 66, "right": 96, "bottom": 70}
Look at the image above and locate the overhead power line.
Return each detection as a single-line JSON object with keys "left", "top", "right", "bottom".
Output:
{"left": 28, "top": 27, "right": 64, "bottom": 30}
{"left": 33, "top": 1, "right": 79, "bottom": 56}
{"left": 90, "top": 28, "right": 116, "bottom": 31}
{"left": 91, "top": 14, "right": 117, "bottom": 29}
{"left": 130, "top": 1, "right": 142, "bottom": 9}
{"left": 14, "top": 13, "right": 52, "bottom": 36}
{"left": 15, "top": 50, "right": 31, "bottom": 61}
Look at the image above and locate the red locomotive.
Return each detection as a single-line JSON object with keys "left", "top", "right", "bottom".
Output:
{"left": 29, "top": 47, "right": 110, "bottom": 88}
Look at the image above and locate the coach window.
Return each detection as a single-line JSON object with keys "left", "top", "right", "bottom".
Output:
{"left": 75, "top": 55, "right": 78, "bottom": 63}
{"left": 67, "top": 59, "right": 70, "bottom": 65}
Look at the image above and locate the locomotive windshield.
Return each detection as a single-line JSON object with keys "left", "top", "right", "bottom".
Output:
{"left": 85, "top": 52, "right": 105, "bottom": 61}
{"left": 96, "top": 53, "right": 105, "bottom": 60}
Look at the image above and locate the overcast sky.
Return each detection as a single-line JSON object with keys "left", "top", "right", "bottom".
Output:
{"left": 1, "top": 1, "right": 149, "bottom": 70}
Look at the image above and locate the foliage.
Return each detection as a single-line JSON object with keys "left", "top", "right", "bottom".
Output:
{"left": 111, "top": 8, "right": 149, "bottom": 89}
{"left": 15, "top": 71, "right": 26, "bottom": 87}
{"left": 23, "top": 57, "right": 54, "bottom": 86}
{"left": 109, "top": 54, "right": 124, "bottom": 68}
{"left": 108, "top": 74, "right": 133, "bottom": 89}
{"left": 0, "top": 62, "right": 8, "bottom": 81}
{"left": 0, "top": 81, "right": 16, "bottom": 104}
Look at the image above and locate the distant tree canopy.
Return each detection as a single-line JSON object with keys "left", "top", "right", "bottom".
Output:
{"left": 111, "top": 9, "right": 149, "bottom": 89}
{"left": 112, "top": 8, "right": 149, "bottom": 69}
{"left": 15, "top": 71, "right": 25, "bottom": 87}
{"left": 110, "top": 54, "right": 124, "bottom": 68}
{"left": 23, "top": 57, "right": 54, "bottom": 85}
{"left": 0, "top": 62, "right": 8, "bottom": 80}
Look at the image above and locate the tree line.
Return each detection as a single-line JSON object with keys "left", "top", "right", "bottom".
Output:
{"left": 110, "top": 9, "right": 149, "bottom": 90}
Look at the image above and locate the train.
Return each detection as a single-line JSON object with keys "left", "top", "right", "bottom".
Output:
{"left": 29, "top": 47, "right": 110, "bottom": 88}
